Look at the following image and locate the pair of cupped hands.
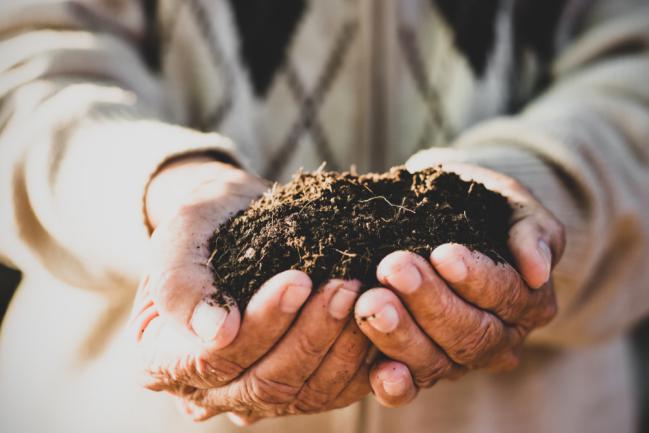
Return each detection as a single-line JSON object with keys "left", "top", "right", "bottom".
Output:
{"left": 132, "top": 156, "right": 565, "bottom": 425}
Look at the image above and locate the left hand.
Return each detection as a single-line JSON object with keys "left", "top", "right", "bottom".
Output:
{"left": 355, "top": 162, "right": 566, "bottom": 407}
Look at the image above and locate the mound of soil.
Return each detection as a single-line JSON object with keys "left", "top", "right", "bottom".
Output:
{"left": 208, "top": 166, "right": 513, "bottom": 311}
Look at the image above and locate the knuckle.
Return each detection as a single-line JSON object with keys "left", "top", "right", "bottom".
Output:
{"left": 498, "top": 269, "right": 528, "bottom": 319}
{"left": 499, "top": 302, "right": 520, "bottom": 324}
{"left": 429, "top": 292, "right": 457, "bottom": 326}
{"left": 450, "top": 316, "right": 505, "bottom": 366}
{"left": 500, "top": 263, "right": 522, "bottom": 291}
{"left": 294, "top": 331, "right": 327, "bottom": 362}
{"left": 463, "top": 259, "right": 489, "bottom": 292}
{"left": 246, "top": 371, "right": 300, "bottom": 406}
{"left": 330, "top": 340, "right": 367, "bottom": 366}
{"left": 414, "top": 357, "right": 452, "bottom": 388}
{"left": 293, "top": 382, "right": 334, "bottom": 412}
{"left": 197, "top": 354, "right": 244, "bottom": 386}
{"left": 478, "top": 271, "right": 506, "bottom": 307}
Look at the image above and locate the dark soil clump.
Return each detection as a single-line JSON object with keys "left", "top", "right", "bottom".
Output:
{"left": 208, "top": 167, "right": 513, "bottom": 311}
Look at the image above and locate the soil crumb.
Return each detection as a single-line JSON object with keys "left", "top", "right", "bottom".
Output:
{"left": 208, "top": 166, "right": 513, "bottom": 311}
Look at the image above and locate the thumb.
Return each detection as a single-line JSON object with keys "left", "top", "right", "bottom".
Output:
{"left": 148, "top": 199, "right": 241, "bottom": 349}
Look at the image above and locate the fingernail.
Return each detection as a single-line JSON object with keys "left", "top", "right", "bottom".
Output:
{"left": 369, "top": 304, "right": 399, "bottom": 333}
{"left": 536, "top": 240, "right": 552, "bottom": 287}
{"left": 387, "top": 264, "right": 421, "bottom": 294}
{"left": 439, "top": 258, "right": 468, "bottom": 283}
{"left": 280, "top": 284, "right": 311, "bottom": 313}
{"left": 382, "top": 376, "right": 409, "bottom": 397}
{"left": 329, "top": 285, "right": 358, "bottom": 319}
{"left": 191, "top": 301, "right": 228, "bottom": 341}
{"left": 431, "top": 245, "right": 468, "bottom": 283}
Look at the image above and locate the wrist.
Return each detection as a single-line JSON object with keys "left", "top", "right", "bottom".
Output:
{"left": 145, "top": 158, "right": 246, "bottom": 230}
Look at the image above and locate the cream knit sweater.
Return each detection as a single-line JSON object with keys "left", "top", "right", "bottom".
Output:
{"left": 0, "top": 1, "right": 648, "bottom": 432}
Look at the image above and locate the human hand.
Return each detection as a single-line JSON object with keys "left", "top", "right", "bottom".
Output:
{"left": 132, "top": 158, "right": 384, "bottom": 424}
{"left": 354, "top": 162, "right": 566, "bottom": 406}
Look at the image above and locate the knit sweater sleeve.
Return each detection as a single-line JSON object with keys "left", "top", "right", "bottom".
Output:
{"left": 0, "top": 1, "right": 243, "bottom": 290}
{"left": 407, "top": 0, "right": 649, "bottom": 347}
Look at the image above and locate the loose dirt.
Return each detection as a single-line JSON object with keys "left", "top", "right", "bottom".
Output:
{"left": 208, "top": 166, "right": 512, "bottom": 311}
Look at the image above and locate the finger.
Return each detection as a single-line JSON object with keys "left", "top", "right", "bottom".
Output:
{"left": 328, "top": 364, "right": 372, "bottom": 409}
{"left": 192, "top": 280, "right": 361, "bottom": 414}
{"left": 355, "top": 288, "right": 463, "bottom": 387}
{"left": 370, "top": 360, "right": 418, "bottom": 408}
{"left": 199, "top": 270, "right": 312, "bottom": 386}
{"left": 405, "top": 160, "right": 566, "bottom": 289}
{"left": 429, "top": 245, "right": 556, "bottom": 326}
{"left": 135, "top": 271, "right": 312, "bottom": 392}
{"left": 148, "top": 202, "right": 241, "bottom": 349}
{"left": 250, "top": 280, "right": 360, "bottom": 395}
{"left": 375, "top": 251, "right": 510, "bottom": 368}
{"left": 508, "top": 212, "right": 565, "bottom": 289}
{"left": 131, "top": 277, "right": 211, "bottom": 392}
{"left": 194, "top": 355, "right": 372, "bottom": 421}
{"left": 293, "top": 320, "right": 370, "bottom": 412}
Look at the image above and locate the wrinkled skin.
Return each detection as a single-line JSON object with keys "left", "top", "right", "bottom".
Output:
{"left": 131, "top": 158, "right": 415, "bottom": 424}
{"left": 354, "top": 162, "right": 565, "bottom": 405}
{"left": 131, "top": 158, "right": 564, "bottom": 423}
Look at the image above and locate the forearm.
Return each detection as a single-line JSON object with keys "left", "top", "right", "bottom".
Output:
{"left": 0, "top": 2, "right": 240, "bottom": 289}
{"left": 407, "top": 2, "right": 649, "bottom": 347}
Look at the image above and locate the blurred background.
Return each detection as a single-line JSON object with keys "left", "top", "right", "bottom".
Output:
{"left": 1, "top": 262, "right": 648, "bottom": 430}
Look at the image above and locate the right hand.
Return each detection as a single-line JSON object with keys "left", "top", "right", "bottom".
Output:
{"left": 131, "top": 158, "right": 414, "bottom": 423}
